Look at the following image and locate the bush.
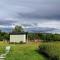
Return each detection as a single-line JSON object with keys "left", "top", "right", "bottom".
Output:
{"left": 19, "top": 41, "right": 25, "bottom": 44}
{"left": 38, "top": 42, "right": 60, "bottom": 60}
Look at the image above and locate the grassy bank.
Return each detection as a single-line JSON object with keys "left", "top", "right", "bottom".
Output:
{"left": 0, "top": 42, "right": 46, "bottom": 60}
{"left": 39, "top": 42, "right": 60, "bottom": 60}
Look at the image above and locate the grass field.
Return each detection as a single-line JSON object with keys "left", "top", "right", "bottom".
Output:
{"left": 0, "top": 42, "right": 46, "bottom": 60}
{"left": 39, "top": 42, "right": 60, "bottom": 60}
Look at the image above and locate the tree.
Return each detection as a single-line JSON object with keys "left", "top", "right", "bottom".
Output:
{"left": 28, "top": 33, "right": 36, "bottom": 40}
{"left": 3, "top": 33, "right": 10, "bottom": 40}
{"left": 12, "top": 25, "right": 24, "bottom": 33}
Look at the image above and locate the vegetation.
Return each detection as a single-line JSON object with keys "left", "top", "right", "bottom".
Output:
{"left": 0, "top": 25, "right": 60, "bottom": 42}
{"left": 0, "top": 42, "right": 46, "bottom": 60}
{"left": 0, "top": 25, "right": 60, "bottom": 60}
{"left": 0, "top": 25, "right": 24, "bottom": 41}
{"left": 38, "top": 42, "right": 60, "bottom": 60}
{"left": 0, "top": 30, "right": 9, "bottom": 41}
{"left": 12, "top": 25, "right": 24, "bottom": 33}
{"left": 28, "top": 33, "right": 60, "bottom": 42}
{"left": 39, "top": 33, "right": 60, "bottom": 41}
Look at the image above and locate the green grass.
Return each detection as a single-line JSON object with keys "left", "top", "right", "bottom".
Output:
{"left": 39, "top": 42, "right": 60, "bottom": 60}
{"left": 0, "top": 42, "right": 46, "bottom": 60}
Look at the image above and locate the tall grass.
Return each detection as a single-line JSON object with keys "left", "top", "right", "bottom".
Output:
{"left": 0, "top": 42, "right": 46, "bottom": 60}
{"left": 39, "top": 42, "right": 60, "bottom": 60}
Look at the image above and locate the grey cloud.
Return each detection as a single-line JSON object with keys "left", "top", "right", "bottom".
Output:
{"left": 0, "top": 0, "right": 60, "bottom": 20}
{"left": 24, "top": 27, "right": 58, "bottom": 33}
{"left": 0, "top": 26, "right": 58, "bottom": 33}
{"left": 0, "top": 0, "right": 60, "bottom": 33}
{"left": 0, "top": 20, "right": 16, "bottom": 25}
{"left": 18, "top": 12, "right": 60, "bottom": 19}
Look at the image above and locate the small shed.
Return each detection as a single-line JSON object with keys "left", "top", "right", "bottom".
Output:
{"left": 10, "top": 32, "right": 27, "bottom": 43}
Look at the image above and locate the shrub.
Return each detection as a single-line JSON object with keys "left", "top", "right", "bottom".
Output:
{"left": 38, "top": 42, "right": 60, "bottom": 60}
{"left": 19, "top": 41, "right": 24, "bottom": 44}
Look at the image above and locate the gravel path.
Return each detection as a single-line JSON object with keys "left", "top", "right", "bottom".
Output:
{"left": 0, "top": 46, "right": 11, "bottom": 60}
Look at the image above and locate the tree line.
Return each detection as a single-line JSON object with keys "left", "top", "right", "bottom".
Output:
{"left": 0, "top": 30, "right": 9, "bottom": 41}
{"left": 0, "top": 25, "right": 60, "bottom": 42}
{"left": 28, "top": 33, "right": 60, "bottom": 42}
{"left": 0, "top": 25, "right": 24, "bottom": 41}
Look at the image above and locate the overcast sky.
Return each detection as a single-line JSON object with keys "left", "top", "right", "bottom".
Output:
{"left": 0, "top": 0, "right": 60, "bottom": 30}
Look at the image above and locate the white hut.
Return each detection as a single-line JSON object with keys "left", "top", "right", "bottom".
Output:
{"left": 10, "top": 32, "right": 27, "bottom": 43}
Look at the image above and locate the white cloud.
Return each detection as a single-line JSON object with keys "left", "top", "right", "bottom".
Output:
{"left": 10, "top": 19, "right": 60, "bottom": 29}
{"left": 37, "top": 20, "right": 60, "bottom": 29}
{"left": 0, "top": 25, "right": 15, "bottom": 28}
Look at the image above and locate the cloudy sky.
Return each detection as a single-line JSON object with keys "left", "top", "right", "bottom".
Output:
{"left": 0, "top": 0, "right": 60, "bottom": 33}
